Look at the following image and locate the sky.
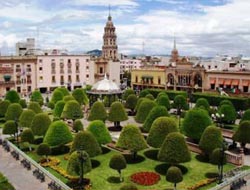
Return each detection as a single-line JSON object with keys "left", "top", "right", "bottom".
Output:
{"left": 0, "top": 0, "right": 250, "bottom": 57}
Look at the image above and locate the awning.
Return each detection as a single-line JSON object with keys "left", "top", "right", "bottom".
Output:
{"left": 218, "top": 78, "right": 224, "bottom": 85}
{"left": 232, "top": 79, "right": 239, "bottom": 86}
{"left": 242, "top": 80, "right": 249, "bottom": 86}
{"left": 224, "top": 79, "right": 232, "bottom": 85}
{"left": 209, "top": 78, "right": 216, "bottom": 84}
{"left": 142, "top": 75, "right": 153, "bottom": 79}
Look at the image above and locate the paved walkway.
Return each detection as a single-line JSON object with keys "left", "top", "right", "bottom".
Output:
{"left": 0, "top": 143, "right": 48, "bottom": 190}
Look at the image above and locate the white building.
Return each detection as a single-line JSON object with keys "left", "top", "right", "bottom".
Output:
{"left": 16, "top": 38, "right": 35, "bottom": 56}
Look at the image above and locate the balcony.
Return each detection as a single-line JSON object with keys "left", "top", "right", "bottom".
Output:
{"left": 94, "top": 73, "right": 109, "bottom": 78}
{"left": 0, "top": 80, "right": 15, "bottom": 85}
{"left": 27, "top": 80, "right": 32, "bottom": 84}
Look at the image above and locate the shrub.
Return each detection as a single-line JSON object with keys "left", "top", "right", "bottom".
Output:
{"left": 53, "top": 100, "right": 65, "bottom": 118}
{"left": 120, "top": 184, "right": 138, "bottom": 190}
{"left": 30, "top": 90, "right": 44, "bottom": 106}
{"left": 135, "top": 98, "right": 146, "bottom": 112}
{"left": 116, "top": 124, "right": 147, "bottom": 159}
{"left": 73, "top": 119, "right": 83, "bottom": 133}
{"left": 145, "top": 94, "right": 154, "bottom": 100}
{"left": 3, "top": 120, "right": 17, "bottom": 136}
{"left": 233, "top": 120, "right": 250, "bottom": 148}
{"left": 44, "top": 121, "right": 73, "bottom": 146}
{"left": 172, "top": 95, "right": 189, "bottom": 112}
{"left": 240, "top": 109, "right": 250, "bottom": 123}
{"left": 87, "top": 120, "right": 112, "bottom": 145}
{"left": 19, "top": 99, "right": 27, "bottom": 108}
{"left": 125, "top": 94, "right": 138, "bottom": 113}
{"left": 103, "top": 95, "right": 118, "bottom": 107}
{"left": 122, "top": 88, "right": 135, "bottom": 100}
{"left": 135, "top": 99, "right": 156, "bottom": 123}
{"left": 37, "top": 143, "right": 51, "bottom": 161}
{"left": 48, "top": 101, "right": 55, "bottom": 109}
{"left": 72, "top": 88, "right": 88, "bottom": 105}
{"left": 0, "top": 100, "right": 10, "bottom": 117}
{"left": 143, "top": 106, "right": 168, "bottom": 132}
{"left": 158, "top": 132, "right": 191, "bottom": 165}
{"left": 28, "top": 102, "right": 42, "bottom": 114}
{"left": 147, "top": 117, "right": 178, "bottom": 148}
{"left": 199, "top": 126, "right": 223, "bottom": 157}
{"left": 109, "top": 154, "right": 127, "bottom": 181}
{"left": 156, "top": 95, "right": 170, "bottom": 110}
{"left": 19, "top": 109, "right": 36, "bottom": 129}
{"left": 88, "top": 101, "right": 107, "bottom": 122}
{"left": 5, "top": 90, "right": 20, "bottom": 103}
{"left": 61, "top": 100, "right": 83, "bottom": 120}
{"left": 63, "top": 95, "right": 75, "bottom": 102}
{"left": 219, "top": 99, "right": 233, "bottom": 107}
{"left": 70, "top": 131, "right": 102, "bottom": 157}
{"left": 31, "top": 113, "right": 51, "bottom": 136}
{"left": 195, "top": 98, "right": 210, "bottom": 112}
{"left": 139, "top": 89, "right": 150, "bottom": 98}
{"left": 51, "top": 90, "right": 64, "bottom": 104}
{"left": 56, "top": 87, "right": 70, "bottom": 96}
{"left": 183, "top": 109, "right": 212, "bottom": 141}
{"left": 66, "top": 151, "right": 92, "bottom": 177}
{"left": 166, "top": 166, "right": 183, "bottom": 189}
{"left": 210, "top": 148, "right": 227, "bottom": 165}
{"left": 108, "top": 101, "right": 128, "bottom": 127}
{"left": 5, "top": 103, "right": 23, "bottom": 121}
{"left": 218, "top": 104, "right": 236, "bottom": 124}
{"left": 21, "top": 129, "right": 34, "bottom": 151}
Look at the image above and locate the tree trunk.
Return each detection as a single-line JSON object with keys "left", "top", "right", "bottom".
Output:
{"left": 118, "top": 170, "right": 122, "bottom": 182}
{"left": 28, "top": 144, "right": 32, "bottom": 152}
{"left": 46, "top": 155, "right": 49, "bottom": 162}
{"left": 174, "top": 183, "right": 177, "bottom": 190}
{"left": 133, "top": 151, "right": 137, "bottom": 160}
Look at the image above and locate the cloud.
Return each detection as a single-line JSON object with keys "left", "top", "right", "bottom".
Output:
{"left": 70, "top": 0, "right": 138, "bottom": 7}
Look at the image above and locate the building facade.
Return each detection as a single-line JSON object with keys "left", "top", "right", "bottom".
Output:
{"left": 16, "top": 38, "right": 35, "bottom": 56}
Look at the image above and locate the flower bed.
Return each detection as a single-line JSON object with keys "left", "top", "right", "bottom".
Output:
{"left": 130, "top": 171, "right": 160, "bottom": 186}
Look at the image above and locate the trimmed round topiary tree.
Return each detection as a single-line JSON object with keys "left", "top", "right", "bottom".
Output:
{"left": 61, "top": 100, "right": 83, "bottom": 120}
{"left": 145, "top": 93, "right": 154, "bottom": 100}
{"left": 139, "top": 89, "right": 150, "bottom": 98}
{"left": 147, "top": 117, "right": 178, "bottom": 148}
{"left": 21, "top": 128, "right": 34, "bottom": 151}
{"left": 53, "top": 100, "right": 65, "bottom": 118}
{"left": 31, "top": 113, "right": 51, "bottom": 136}
{"left": 172, "top": 95, "right": 189, "bottom": 115}
{"left": 143, "top": 106, "right": 169, "bottom": 132}
{"left": 120, "top": 184, "right": 138, "bottom": 190}
{"left": 51, "top": 90, "right": 64, "bottom": 104}
{"left": 218, "top": 104, "right": 237, "bottom": 124}
{"left": 43, "top": 120, "right": 73, "bottom": 146}
{"left": 19, "top": 99, "right": 27, "bottom": 108}
{"left": 2, "top": 120, "right": 17, "bottom": 137}
{"left": 66, "top": 150, "right": 92, "bottom": 177}
{"left": 56, "top": 87, "right": 70, "bottom": 96}
{"left": 134, "top": 97, "right": 146, "bottom": 112}
{"left": 183, "top": 108, "right": 212, "bottom": 142}
{"left": 5, "top": 90, "right": 20, "bottom": 103}
{"left": 73, "top": 119, "right": 84, "bottom": 133}
{"left": 116, "top": 124, "right": 148, "bottom": 159}
{"left": 5, "top": 103, "right": 23, "bottom": 121}
{"left": 109, "top": 154, "right": 127, "bottom": 182}
{"left": 63, "top": 95, "right": 75, "bottom": 102}
{"left": 158, "top": 132, "right": 191, "bottom": 165}
{"left": 135, "top": 99, "right": 157, "bottom": 123}
{"left": 0, "top": 100, "right": 10, "bottom": 117}
{"left": 210, "top": 148, "right": 227, "bottom": 165}
{"left": 108, "top": 101, "right": 128, "bottom": 128}
{"left": 122, "top": 88, "right": 135, "bottom": 100}
{"left": 47, "top": 101, "right": 55, "bottom": 109}
{"left": 166, "top": 166, "right": 183, "bottom": 190}
{"left": 30, "top": 90, "right": 44, "bottom": 106}
{"left": 125, "top": 94, "right": 138, "bottom": 115}
{"left": 195, "top": 98, "right": 210, "bottom": 112}
{"left": 37, "top": 143, "right": 51, "bottom": 162}
{"left": 88, "top": 101, "right": 107, "bottom": 122}
{"left": 156, "top": 94, "right": 170, "bottom": 110}
{"left": 72, "top": 88, "right": 88, "bottom": 105}
{"left": 70, "top": 131, "right": 102, "bottom": 157}
{"left": 19, "top": 109, "right": 36, "bottom": 129}
{"left": 240, "top": 109, "right": 250, "bottom": 124}
{"left": 87, "top": 120, "right": 112, "bottom": 145}
{"left": 233, "top": 120, "right": 250, "bottom": 149}
{"left": 28, "top": 101, "right": 42, "bottom": 114}
{"left": 219, "top": 99, "right": 233, "bottom": 107}
{"left": 199, "top": 125, "right": 223, "bottom": 157}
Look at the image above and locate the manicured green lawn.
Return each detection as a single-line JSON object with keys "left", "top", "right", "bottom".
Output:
{"left": 0, "top": 172, "right": 15, "bottom": 190}
{"left": 27, "top": 148, "right": 235, "bottom": 190}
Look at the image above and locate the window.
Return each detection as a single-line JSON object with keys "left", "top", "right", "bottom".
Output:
{"left": 39, "top": 59, "right": 42, "bottom": 63}
{"left": 16, "top": 65, "right": 21, "bottom": 72}
{"left": 52, "top": 76, "right": 56, "bottom": 83}
{"left": 68, "top": 75, "right": 72, "bottom": 83}
{"left": 100, "top": 67, "right": 103, "bottom": 74}
{"left": 158, "top": 77, "right": 161, "bottom": 85}
{"left": 17, "top": 86, "right": 21, "bottom": 93}
{"left": 60, "top": 76, "right": 64, "bottom": 85}
{"left": 135, "top": 76, "right": 138, "bottom": 83}
{"left": 28, "top": 86, "right": 31, "bottom": 92}
{"left": 86, "top": 66, "right": 89, "bottom": 70}
{"left": 86, "top": 74, "right": 89, "bottom": 78}
{"left": 39, "top": 67, "right": 43, "bottom": 71}
{"left": 76, "top": 75, "right": 80, "bottom": 82}
{"left": 39, "top": 76, "right": 43, "bottom": 82}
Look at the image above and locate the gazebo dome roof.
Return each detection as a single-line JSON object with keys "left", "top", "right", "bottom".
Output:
{"left": 92, "top": 74, "right": 120, "bottom": 92}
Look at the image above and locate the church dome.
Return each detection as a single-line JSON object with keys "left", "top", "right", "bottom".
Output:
{"left": 92, "top": 74, "right": 120, "bottom": 92}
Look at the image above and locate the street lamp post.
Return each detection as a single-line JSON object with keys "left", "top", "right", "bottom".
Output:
{"left": 211, "top": 113, "right": 224, "bottom": 128}
{"left": 77, "top": 149, "right": 88, "bottom": 189}
{"left": 14, "top": 117, "right": 19, "bottom": 148}
{"left": 218, "top": 142, "right": 226, "bottom": 184}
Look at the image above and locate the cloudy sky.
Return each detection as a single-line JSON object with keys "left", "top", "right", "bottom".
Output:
{"left": 0, "top": 0, "right": 250, "bottom": 56}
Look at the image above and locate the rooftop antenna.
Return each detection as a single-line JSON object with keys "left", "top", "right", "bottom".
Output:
{"left": 108, "top": 4, "right": 111, "bottom": 20}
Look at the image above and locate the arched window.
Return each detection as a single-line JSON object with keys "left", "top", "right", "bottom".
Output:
{"left": 167, "top": 73, "right": 174, "bottom": 85}
{"left": 194, "top": 73, "right": 202, "bottom": 87}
